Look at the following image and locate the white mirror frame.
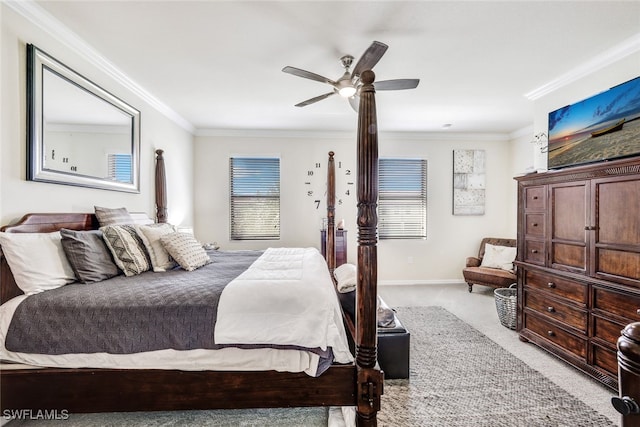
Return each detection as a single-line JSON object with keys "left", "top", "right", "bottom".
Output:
{"left": 27, "top": 44, "right": 140, "bottom": 193}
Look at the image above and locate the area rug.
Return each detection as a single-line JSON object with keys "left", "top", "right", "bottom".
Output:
{"left": 378, "top": 306, "right": 615, "bottom": 427}
{"left": 6, "top": 306, "right": 615, "bottom": 426}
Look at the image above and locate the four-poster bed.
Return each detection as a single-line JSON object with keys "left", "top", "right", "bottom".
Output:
{"left": 0, "top": 71, "right": 383, "bottom": 425}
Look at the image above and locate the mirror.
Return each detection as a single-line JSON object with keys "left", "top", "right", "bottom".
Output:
{"left": 27, "top": 44, "right": 140, "bottom": 193}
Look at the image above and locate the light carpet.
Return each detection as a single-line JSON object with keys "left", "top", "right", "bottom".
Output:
{"left": 6, "top": 306, "right": 615, "bottom": 426}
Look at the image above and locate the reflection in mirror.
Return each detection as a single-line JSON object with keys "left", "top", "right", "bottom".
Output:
{"left": 27, "top": 44, "right": 140, "bottom": 192}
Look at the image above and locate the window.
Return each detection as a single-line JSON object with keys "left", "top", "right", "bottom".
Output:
{"left": 378, "top": 158, "right": 427, "bottom": 239}
{"left": 229, "top": 157, "right": 280, "bottom": 240}
{"left": 107, "top": 153, "right": 132, "bottom": 183}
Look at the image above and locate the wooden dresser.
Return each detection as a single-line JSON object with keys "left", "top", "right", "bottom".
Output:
{"left": 515, "top": 157, "right": 640, "bottom": 390}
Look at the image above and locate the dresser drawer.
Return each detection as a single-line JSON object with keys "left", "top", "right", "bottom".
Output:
{"left": 524, "top": 240, "right": 545, "bottom": 265}
{"left": 592, "top": 314, "right": 626, "bottom": 348}
{"left": 525, "top": 213, "right": 545, "bottom": 238}
{"left": 524, "top": 312, "right": 587, "bottom": 360}
{"left": 524, "top": 270, "right": 587, "bottom": 305}
{"left": 592, "top": 286, "right": 640, "bottom": 322}
{"left": 524, "top": 290, "right": 587, "bottom": 332}
{"left": 591, "top": 342, "right": 618, "bottom": 378}
{"left": 525, "top": 186, "right": 545, "bottom": 211}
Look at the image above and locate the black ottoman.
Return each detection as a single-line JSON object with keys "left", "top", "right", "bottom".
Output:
{"left": 378, "top": 315, "right": 410, "bottom": 379}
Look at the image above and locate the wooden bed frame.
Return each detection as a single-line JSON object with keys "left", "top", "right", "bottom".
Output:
{"left": 0, "top": 71, "right": 383, "bottom": 424}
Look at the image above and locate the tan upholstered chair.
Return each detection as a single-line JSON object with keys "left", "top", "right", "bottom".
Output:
{"left": 463, "top": 237, "right": 517, "bottom": 293}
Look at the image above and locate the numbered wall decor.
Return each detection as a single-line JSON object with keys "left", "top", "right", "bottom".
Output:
{"left": 453, "top": 149, "right": 485, "bottom": 215}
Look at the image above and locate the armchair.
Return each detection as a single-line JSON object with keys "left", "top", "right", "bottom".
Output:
{"left": 463, "top": 237, "right": 517, "bottom": 292}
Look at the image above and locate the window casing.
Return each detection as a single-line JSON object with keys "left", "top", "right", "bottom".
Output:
{"left": 378, "top": 158, "right": 427, "bottom": 239}
{"left": 229, "top": 157, "right": 280, "bottom": 240}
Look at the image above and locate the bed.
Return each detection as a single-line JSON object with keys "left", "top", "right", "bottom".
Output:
{"left": 0, "top": 70, "right": 383, "bottom": 425}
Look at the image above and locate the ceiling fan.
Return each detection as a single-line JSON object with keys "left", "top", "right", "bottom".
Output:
{"left": 282, "top": 41, "right": 419, "bottom": 111}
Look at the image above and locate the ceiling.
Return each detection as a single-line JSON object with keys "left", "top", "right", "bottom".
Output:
{"left": 29, "top": 1, "right": 640, "bottom": 134}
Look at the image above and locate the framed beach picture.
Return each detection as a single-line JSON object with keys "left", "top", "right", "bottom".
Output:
{"left": 547, "top": 76, "right": 640, "bottom": 170}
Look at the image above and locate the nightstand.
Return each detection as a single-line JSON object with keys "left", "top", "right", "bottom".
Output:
{"left": 320, "top": 229, "right": 347, "bottom": 267}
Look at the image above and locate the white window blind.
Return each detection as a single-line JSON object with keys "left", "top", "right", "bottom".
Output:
{"left": 107, "top": 153, "right": 132, "bottom": 183}
{"left": 378, "top": 158, "right": 427, "bottom": 239}
{"left": 229, "top": 157, "right": 280, "bottom": 240}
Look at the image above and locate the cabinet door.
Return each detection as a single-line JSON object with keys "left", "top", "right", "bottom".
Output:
{"left": 549, "top": 182, "right": 589, "bottom": 274}
{"left": 592, "top": 176, "right": 640, "bottom": 285}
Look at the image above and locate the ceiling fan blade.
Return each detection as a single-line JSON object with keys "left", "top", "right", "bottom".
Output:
{"left": 282, "top": 66, "right": 336, "bottom": 86}
{"left": 352, "top": 41, "right": 388, "bottom": 77}
{"left": 348, "top": 95, "right": 360, "bottom": 112}
{"left": 374, "top": 79, "right": 420, "bottom": 91}
{"left": 295, "top": 91, "right": 336, "bottom": 107}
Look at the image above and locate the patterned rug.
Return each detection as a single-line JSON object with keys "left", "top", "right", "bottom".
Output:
{"left": 6, "top": 306, "right": 615, "bottom": 426}
{"left": 377, "top": 306, "right": 615, "bottom": 427}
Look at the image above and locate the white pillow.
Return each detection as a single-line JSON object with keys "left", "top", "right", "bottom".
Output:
{"left": 136, "top": 223, "right": 178, "bottom": 272}
{"left": 480, "top": 243, "right": 517, "bottom": 272}
{"left": 334, "top": 263, "right": 357, "bottom": 293}
{"left": 0, "top": 231, "right": 76, "bottom": 295}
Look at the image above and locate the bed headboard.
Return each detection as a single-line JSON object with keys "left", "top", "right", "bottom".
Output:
{"left": 0, "top": 149, "right": 167, "bottom": 304}
{"left": 0, "top": 213, "right": 153, "bottom": 304}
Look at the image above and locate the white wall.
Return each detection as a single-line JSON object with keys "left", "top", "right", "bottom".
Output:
{"left": 195, "top": 130, "right": 517, "bottom": 283}
{"left": 3, "top": 2, "right": 636, "bottom": 284}
{"left": 0, "top": 4, "right": 194, "bottom": 227}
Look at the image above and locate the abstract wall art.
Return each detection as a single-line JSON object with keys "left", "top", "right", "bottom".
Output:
{"left": 453, "top": 149, "right": 485, "bottom": 215}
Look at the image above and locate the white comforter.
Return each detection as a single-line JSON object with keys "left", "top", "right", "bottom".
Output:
{"left": 0, "top": 247, "right": 353, "bottom": 375}
{"left": 215, "top": 247, "right": 353, "bottom": 363}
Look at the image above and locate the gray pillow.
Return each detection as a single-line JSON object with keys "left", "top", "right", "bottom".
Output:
{"left": 94, "top": 206, "right": 133, "bottom": 227}
{"left": 60, "top": 229, "right": 120, "bottom": 283}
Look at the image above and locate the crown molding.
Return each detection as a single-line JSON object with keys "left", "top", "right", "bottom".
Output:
{"left": 196, "top": 127, "right": 511, "bottom": 142}
{"left": 524, "top": 32, "right": 640, "bottom": 101}
{"left": 6, "top": 0, "right": 195, "bottom": 134}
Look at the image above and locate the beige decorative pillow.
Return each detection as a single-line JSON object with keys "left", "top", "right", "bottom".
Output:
{"left": 101, "top": 225, "right": 151, "bottom": 276}
{"left": 94, "top": 206, "right": 133, "bottom": 227}
{"left": 481, "top": 243, "right": 517, "bottom": 272}
{"left": 136, "top": 223, "right": 178, "bottom": 272}
{"left": 160, "top": 232, "right": 210, "bottom": 271}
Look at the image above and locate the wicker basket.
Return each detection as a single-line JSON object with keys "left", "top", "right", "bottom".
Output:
{"left": 494, "top": 284, "right": 517, "bottom": 330}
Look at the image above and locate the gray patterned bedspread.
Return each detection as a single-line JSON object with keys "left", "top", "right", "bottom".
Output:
{"left": 5, "top": 250, "right": 324, "bottom": 357}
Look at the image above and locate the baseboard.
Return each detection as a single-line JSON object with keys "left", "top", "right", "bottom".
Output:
{"left": 379, "top": 279, "right": 466, "bottom": 286}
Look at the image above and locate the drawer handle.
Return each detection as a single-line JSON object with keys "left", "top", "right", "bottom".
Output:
{"left": 547, "top": 306, "right": 555, "bottom": 313}
{"left": 532, "top": 223, "right": 538, "bottom": 227}
{"left": 531, "top": 249, "right": 538, "bottom": 254}
{"left": 547, "top": 282, "right": 556, "bottom": 289}
{"left": 547, "top": 330, "right": 555, "bottom": 337}
{"left": 533, "top": 196, "right": 538, "bottom": 200}
{"left": 637, "top": 309, "right": 640, "bottom": 316}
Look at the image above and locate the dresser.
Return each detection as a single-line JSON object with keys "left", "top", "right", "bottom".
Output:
{"left": 320, "top": 229, "right": 348, "bottom": 267}
{"left": 515, "top": 157, "right": 640, "bottom": 390}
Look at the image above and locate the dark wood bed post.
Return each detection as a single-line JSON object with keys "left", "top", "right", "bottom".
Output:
{"left": 355, "top": 70, "right": 383, "bottom": 426}
{"left": 326, "top": 151, "right": 336, "bottom": 274}
{"left": 614, "top": 323, "right": 640, "bottom": 426}
{"left": 155, "top": 149, "right": 168, "bottom": 223}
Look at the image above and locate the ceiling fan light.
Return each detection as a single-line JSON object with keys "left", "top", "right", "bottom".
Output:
{"left": 338, "top": 86, "right": 356, "bottom": 97}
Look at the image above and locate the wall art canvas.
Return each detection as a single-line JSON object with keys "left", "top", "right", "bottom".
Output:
{"left": 548, "top": 76, "right": 640, "bottom": 169}
{"left": 453, "top": 149, "right": 485, "bottom": 215}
